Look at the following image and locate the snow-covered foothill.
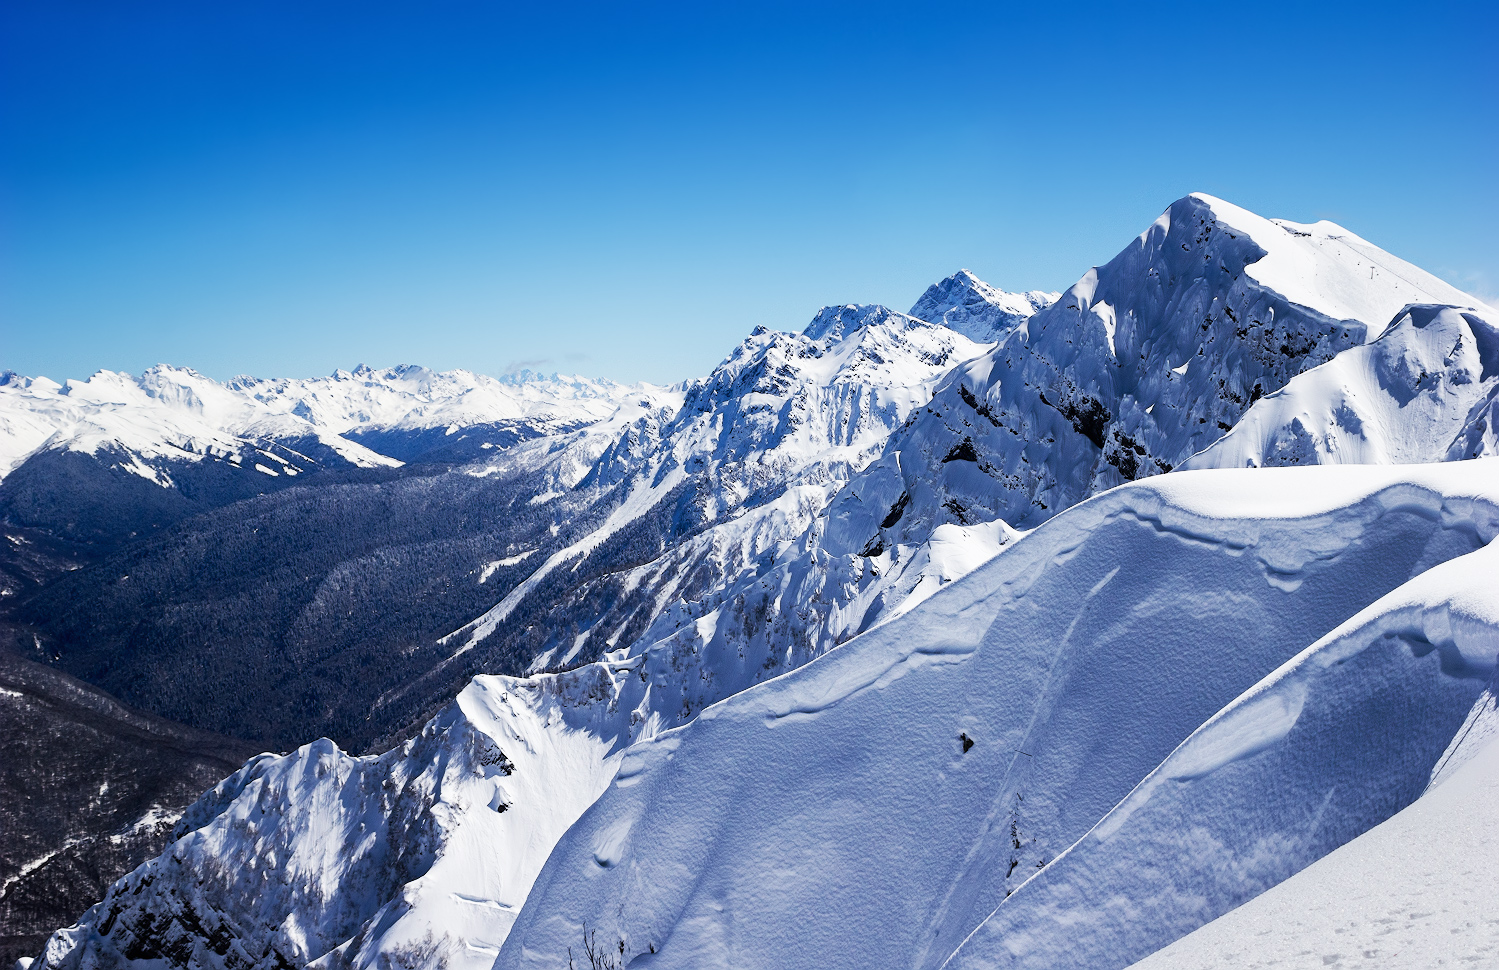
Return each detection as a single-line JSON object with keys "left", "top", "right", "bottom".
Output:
{"left": 1124, "top": 676, "right": 1499, "bottom": 970}
{"left": 945, "top": 498, "right": 1499, "bottom": 969}
{"left": 493, "top": 461, "right": 1499, "bottom": 970}
{"left": 35, "top": 667, "right": 638, "bottom": 970}
{"left": 1188, "top": 303, "right": 1499, "bottom": 468}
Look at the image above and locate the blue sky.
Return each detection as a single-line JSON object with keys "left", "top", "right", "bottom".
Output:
{"left": 2, "top": 1, "right": 1495, "bottom": 385}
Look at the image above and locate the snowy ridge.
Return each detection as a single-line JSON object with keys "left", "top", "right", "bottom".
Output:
{"left": 908, "top": 270, "right": 1058, "bottom": 343}
{"left": 441, "top": 304, "right": 990, "bottom": 664}
{"left": 1127, "top": 706, "right": 1499, "bottom": 970}
{"left": 229, "top": 364, "right": 634, "bottom": 436}
{"left": 26, "top": 286, "right": 1016, "bottom": 970}
{"left": 829, "top": 193, "right": 1487, "bottom": 560}
{"left": 493, "top": 462, "right": 1499, "bottom": 970}
{"left": 36, "top": 667, "right": 638, "bottom": 970}
{"left": 0, "top": 364, "right": 656, "bottom": 484}
{"left": 945, "top": 491, "right": 1499, "bottom": 969}
{"left": 0, "top": 367, "right": 398, "bottom": 483}
{"left": 582, "top": 195, "right": 1498, "bottom": 754}
{"left": 1188, "top": 303, "right": 1499, "bottom": 468}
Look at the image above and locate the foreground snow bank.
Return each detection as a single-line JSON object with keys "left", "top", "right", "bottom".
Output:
{"left": 1127, "top": 675, "right": 1499, "bottom": 970}
{"left": 947, "top": 511, "right": 1499, "bottom": 969}
{"left": 494, "top": 461, "right": 1499, "bottom": 970}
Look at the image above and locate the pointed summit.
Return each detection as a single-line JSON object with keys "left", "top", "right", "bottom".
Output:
{"left": 909, "top": 270, "right": 1057, "bottom": 342}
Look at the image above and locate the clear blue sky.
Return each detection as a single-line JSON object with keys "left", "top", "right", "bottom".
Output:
{"left": 2, "top": 1, "right": 1495, "bottom": 385}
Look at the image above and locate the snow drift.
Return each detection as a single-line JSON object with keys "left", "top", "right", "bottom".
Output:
{"left": 1126, "top": 671, "right": 1499, "bottom": 969}
{"left": 493, "top": 461, "right": 1499, "bottom": 970}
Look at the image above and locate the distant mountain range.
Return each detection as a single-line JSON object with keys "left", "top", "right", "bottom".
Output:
{"left": 8, "top": 193, "right": 1499, "bottom": 970}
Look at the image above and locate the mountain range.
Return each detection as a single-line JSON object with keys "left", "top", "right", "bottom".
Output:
{"left": 6, "top": 193, "right": 1498, "bottom": 970}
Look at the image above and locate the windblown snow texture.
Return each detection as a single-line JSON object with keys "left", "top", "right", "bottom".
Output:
{"left": 493, "top": 464, "right": 1499, "bottom": 970}
{"left": 1126, "top": 675, "right": 1499, "bottom": 969}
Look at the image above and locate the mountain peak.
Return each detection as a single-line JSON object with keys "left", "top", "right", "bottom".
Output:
{"left": 909, "top": 270, "right": 1057, "bottom": 343}
{"left": 802, "top": 304, "right": 908, "bottom": 342}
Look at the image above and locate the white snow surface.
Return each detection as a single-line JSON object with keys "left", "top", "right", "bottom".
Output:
{"left": 494, "top": 461, "right": 1499, "bottom": 970}
{"left": 1126, "top": 681, "right": 1499, "bottom": 970}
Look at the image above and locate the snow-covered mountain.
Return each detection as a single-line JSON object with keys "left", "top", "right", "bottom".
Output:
{"left": 22, "top": 194, "right": 1499, "bottom": 970}
{"left": 231, "top": 364, "right": 641, "bottom": 463}
{"left": 0, "top": 364, "right": 660, "bottom": 594}
{"left": 907, "top": 270, "right": 1058, "bottom": 343}
{"left": 16, "top": 282, "right": 1048, "bottom": 970}
{"left": 831, "top": 193, "right": 1486, "bottom": 557}
{"left": 429, "top": 303, "right": 991, "bottom": 702}
{"left": 577, "top": 194, "right": 1497, "bottom": 744}
{"left": 0, "top": 363, "right": 648, "bottom": 483}
{"left": 33, "top": 667, "right": 631, "bottom": 970}
{"left": 0, "top": 366, "right": 397, "bottom": 485}
{"left": 493, "top": 462, "right": 1499, "bottom": 970}
{"left": 1187, "top": 303, "right": 1499, "bottom": 468}
{"left": 0, "top": 654, "right": 257, "bottom": 967}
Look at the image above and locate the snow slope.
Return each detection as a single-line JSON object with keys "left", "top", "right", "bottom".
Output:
{"left": 1127, "top": 683, "right": 1499, "bottom": 969}
{"left": 1188, "top": 304, "right": 1499, "bottom": 468}
{"left": 493, "top": 461, "right": 1499, "bottom": 970}
{"left": 944, "top": 491, "right": 1499, "bottom": 970}
{"left": 34, "top": 666, "right": 639, "bottom": 970}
